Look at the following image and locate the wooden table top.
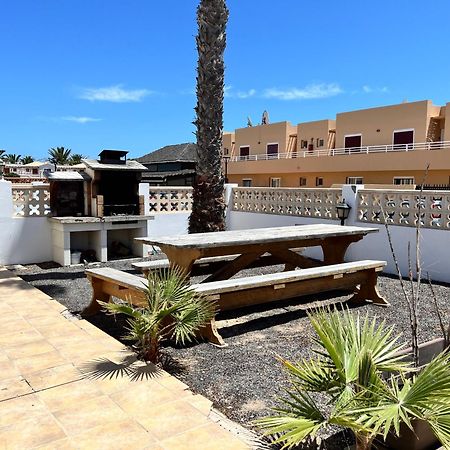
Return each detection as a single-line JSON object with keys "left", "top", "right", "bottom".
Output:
{"left": 135, "top": 224, "right": 378, "bottom": 250}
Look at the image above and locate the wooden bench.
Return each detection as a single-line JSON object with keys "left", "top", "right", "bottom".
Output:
{"left": 132, "top": 248, "right": 309, "bottom": 277}
{"left": 82, "top": 260, "right": 387, "bottom": 347}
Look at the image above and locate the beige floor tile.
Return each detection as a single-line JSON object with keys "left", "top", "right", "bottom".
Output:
{"left": 47, "top": 332, "right": 97, "bottom": 349}
{"left": 136, "top": 400, "right": 210, "bottom": 441}
{"left": 0, "top": 318, "right": 35, "bottom": 336}
{"left": 37, "top": 379, "right": 103, "bottom": 411}
{"left": 0, "top": 375, "right": 34, "bottom": 401}
{"left": 33, "top": 322, "right": 81, "bottom": 339}
{"left": 33, "top": 437, "right": 77, "bottom": 450}
{"left": 26, "top": 314, "right": 71, "bottom": 328}
{"left": 0, "top": 329, "right": 43, "bottom": 348}
{"left": 14, "top": 349, "right": 68, "bottom": 375}
{"left": 25, "top": 363, "right": 84, "bottom": 391}
{"left": 0, "top": 393, "right": 48, "bottom": 427}
{"left": 72, "top": 419, "right": 154, "bottom": 450}
{"left": 4, "top": 339, "right": 56, "bottom": 360}
{"left": 185, "top": 394, "right": 213, "bottom": 416}
{"left": 159, "top": 423, "right": 249, "bottom": 450}
{"left": 52, "top": 395, "right": 129, "bottom": 436}
{"left": 0, "top": 359, "right": 20, "bottom": 381}
{"left": 157, "top": 376, "right": 192, "bottom": 396}
{"left": 0, "top": 413, "right": 66, "bottom": 450}
{"left": 111, "top": 382, "right": 179, "bottom": 416}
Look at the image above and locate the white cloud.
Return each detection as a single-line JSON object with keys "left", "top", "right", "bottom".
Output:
{"left": 224, "top": 85, "right": 257, "bottom": 99}
{"left": 263, "top": 83, "right": 343, "bottom": 100}
{"left": 362, "top": 85, "right": 389, "bottom": 94}
{"left": 79, "top": 84, "right": 153, "bottom": 102}
{"left": 62, "top": 116, "right": 101, "bottom": 124}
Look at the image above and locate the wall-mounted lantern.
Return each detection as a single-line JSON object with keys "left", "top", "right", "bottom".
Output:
{"left": 336, "top": 199, "right": 351, "bottom": 226}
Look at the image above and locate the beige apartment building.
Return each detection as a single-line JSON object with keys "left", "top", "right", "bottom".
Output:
{"left": 223, "top": 100, "right": 450, "bottom": 188}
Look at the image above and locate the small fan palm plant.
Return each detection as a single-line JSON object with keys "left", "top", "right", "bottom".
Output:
{"left": 257, "top": 306, "right": 450, "bottom": 450}
{"left": 100, "top": 268, "right": 216, "bottom": 363}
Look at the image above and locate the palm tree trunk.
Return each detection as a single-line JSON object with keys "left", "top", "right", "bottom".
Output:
{"left": 188, "top": 0, "right": 229, "bottom": 233}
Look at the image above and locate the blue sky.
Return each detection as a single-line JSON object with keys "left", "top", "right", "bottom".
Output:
{"left": 1, "top": 0, "right": 450, "bottom": 160}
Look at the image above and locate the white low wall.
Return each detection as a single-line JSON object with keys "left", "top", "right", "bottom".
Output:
{"left": 0, "top": 180, "right": 52, "bottom": 265}
{"left": 226, "top": 185, "right": 450, "bottom": 284}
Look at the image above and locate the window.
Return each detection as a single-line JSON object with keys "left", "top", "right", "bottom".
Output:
{"left": 346, "top": 177, "right": 363, "bottom": 184}
{"left": 239, "top": 146, "right": 250, "bottom": 159}
{"left": 315, "top": 177, "right": 323, "bottom": 186}
{"left": 299, "top": 177, "right": 307, "bottom": 186}
{"left": 242, "top": 179, "right": 252, "bottom": 187}
{"left": 344, "top": 134, "right": 362, "bottom": 150}
{"left": 393, "top": 177, "right": 415, "bottom": 185}
{"left": 267, "top": 143, "right": 279, "bottom": 157}
{"left": 300, "top": 140, "right": 308, "bottom": 149}
{"left": 270, "top": 177, "right": 281, "bottom": 188}
{"left": 393, "top": 129, "right": 414, "bottom": 148}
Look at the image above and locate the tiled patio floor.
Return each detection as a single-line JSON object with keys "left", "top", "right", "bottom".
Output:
{"left": 0, "top": 267, "right": 250, "bottom": 449}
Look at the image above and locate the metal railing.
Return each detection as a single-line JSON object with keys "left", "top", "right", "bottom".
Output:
{"left": 230, "top": 140, "right": 450, "bottom": 162}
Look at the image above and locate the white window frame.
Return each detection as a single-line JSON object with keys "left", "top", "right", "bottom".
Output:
{"left": 239, "top": 145, "right": 250, "bottom": 160}
{"left": 393, "top": 176, "right": 415, "bottom": 185}
{"left": 344, "top": 133, "right": 362, "bottom": 148}
{"left": 392, "top": 128, "right": 415, "bottom": 146}
{"left": 346, "top": 176, "right": 364, "bottom": 184}
{"left": 270, "top": 177, "right": 281, "bottom": 188}
{"left": 266, "top": 142, "right": 279, "bottom": 159}
{"left": 242, "top": 178, "right": 252, "bottom": 187}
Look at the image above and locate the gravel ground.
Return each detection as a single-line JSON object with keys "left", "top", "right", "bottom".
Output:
{"left": 11, "top": 258, "right": 450, "bottom": 448}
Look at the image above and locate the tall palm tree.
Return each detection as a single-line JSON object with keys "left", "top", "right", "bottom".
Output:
{"left": 21, "top": 155, "right": 34, "bottom": 164}
{"left": 0, "top": 150, "right": 5, "bottom": 159}
{"left": 4, "top": 154, "right": 21, "bottom": 164}
{"left": 188, "top": 0, "right": 229, "bottom": 233}
{"left": 69, "top": 153, "right": 86, "bottom": 165}
{"left": 48, "top": 147, "right": 72, "bottom": 166}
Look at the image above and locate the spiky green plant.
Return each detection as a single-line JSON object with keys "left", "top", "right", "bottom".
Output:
{"left": 48, "top": 146, "right": 72, "bottom": 165}
{"left": 100, "top": 268, "right": 216, "bottom": 363}
{"left": 4, "top": 153, "right": 21, "bottom": 163}
{"left": 69, "top": 153, "right": 85, "bottom": 165}
{"left": 257, "top": 306, "right": 450, "bottom": 450}
{"left": 21, "top": 155, "right": 35, "bottom": 164}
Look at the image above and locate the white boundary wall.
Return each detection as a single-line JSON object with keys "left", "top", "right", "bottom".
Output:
{"left": 227, "top": 185, "right": 450, "bottom": 284}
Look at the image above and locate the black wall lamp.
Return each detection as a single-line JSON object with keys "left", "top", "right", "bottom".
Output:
{"left": 336, "top": 199, "right": 351, "bottom": 226}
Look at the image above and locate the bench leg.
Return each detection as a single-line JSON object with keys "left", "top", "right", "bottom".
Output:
{"left": 198, "top": 319, "right": 227, "bottom": 347}
{"left": 349, "top": 271, "right": 390, "bottom": 307}
{"left": 81, "top": 278, "right": 111, "bottom": 317}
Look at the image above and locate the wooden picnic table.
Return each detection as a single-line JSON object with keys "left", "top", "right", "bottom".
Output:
{"left": 135, "top": 224, "right": 378, "bottom": 282}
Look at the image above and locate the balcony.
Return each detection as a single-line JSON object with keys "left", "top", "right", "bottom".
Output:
{"left": 230, "top": 140, "right": 450, "bottom": 162}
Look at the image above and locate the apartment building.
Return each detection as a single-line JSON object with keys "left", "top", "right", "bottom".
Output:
{"left": 3, "top": 161, "right": 85, "bottom": 179}
{"left": 223, "top": 100, "right": 450, "bottom": 188}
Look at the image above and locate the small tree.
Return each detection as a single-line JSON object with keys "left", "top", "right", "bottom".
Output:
{"left": 21, "top": 155, "right": 35, "bottom": 164}
{"left": 48, "top": 147, "right": 72, "bottom": 166}
{"left": 100, "top": 268, "right": 216, "bottom": 363}
{"left": 4, "top": 154, "right": 21, "bottom": 164}
{"left": 69, "top": 153, "right": 85, "bottom": 165}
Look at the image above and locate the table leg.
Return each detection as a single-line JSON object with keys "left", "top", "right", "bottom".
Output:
{"left": 163, "top": 248, "right": 202, "bottom": 278}
{"left": 270, "top": 248, "right": 321, "bottom": 271}
{"left": 321, "top": 236, "right": 362, "bottom": 264}
{"left": 203, "top": 250, "right": 265, "bottom": 282}
{"left": 198, "top": 319, "right": 227, "bottom": 347}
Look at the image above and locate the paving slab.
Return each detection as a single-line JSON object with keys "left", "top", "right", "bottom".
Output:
{"left": 0, "top": 267, "right": 251, "bottom": 449}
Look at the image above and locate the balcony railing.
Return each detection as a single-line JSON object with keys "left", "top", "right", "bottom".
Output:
{"left": 230, "top": 140, "right": 450, "bottom": 162}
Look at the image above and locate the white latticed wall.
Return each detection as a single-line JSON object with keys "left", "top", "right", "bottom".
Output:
{"left": 231, "top": 187, "right": 343, "bottom": 219}
{"left": 148, "top": 187, "right": 193, "bottom": 213}
{"left": 12, "top": 185, "right": 51, "bottom": 217}
{"left": 358, "top": 189, "right": 450, "bottom": 229}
